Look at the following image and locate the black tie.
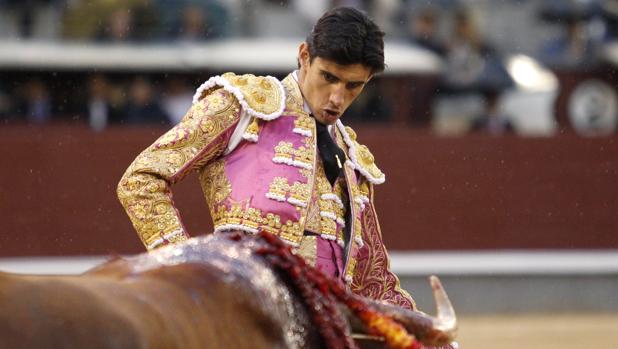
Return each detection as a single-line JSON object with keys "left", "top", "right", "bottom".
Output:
{"left": 314, "top": 120, "right": 345, "bottom": 186}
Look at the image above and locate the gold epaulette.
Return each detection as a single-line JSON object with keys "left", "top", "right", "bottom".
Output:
{"left": 336, "top": 121, "right": 385, "bottom": 185}
{"left": 193, "top": 72, "right": 286, "bottom": 121}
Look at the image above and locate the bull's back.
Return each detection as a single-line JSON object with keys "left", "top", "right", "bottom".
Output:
{"left": 0, "top": 271, "right": 142, "bottom": 349}
{"left": 0, "top": 261, "right": 294, "bottom": 349}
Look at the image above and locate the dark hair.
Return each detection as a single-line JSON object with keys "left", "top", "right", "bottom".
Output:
{"left": 306, "top": 7, "right": 385, "bottom": 74}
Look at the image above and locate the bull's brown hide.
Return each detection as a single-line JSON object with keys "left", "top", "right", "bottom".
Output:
{"left": 0, "top": 235, "right": 315, "bottom": 349}
{"left": 0, "top": 234, "right": 456, "bottom": 349}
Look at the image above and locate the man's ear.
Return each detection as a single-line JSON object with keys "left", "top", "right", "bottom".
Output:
{"left": 298, "top": 42, "right": 310, "bottom": 69}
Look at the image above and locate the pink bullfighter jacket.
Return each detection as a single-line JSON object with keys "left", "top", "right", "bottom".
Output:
{"left": 117, "top": 72, "right": 415, "bottom": 309}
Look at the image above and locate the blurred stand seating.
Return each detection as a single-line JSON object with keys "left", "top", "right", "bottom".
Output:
{"left": 537, "top": 0, "right": 618, "bottom": 136}
{"left": 0, "top": 38, "right": 442, "bottom": 127}
{"left": 0, "top": 0, "right": 616, "bottom": 136}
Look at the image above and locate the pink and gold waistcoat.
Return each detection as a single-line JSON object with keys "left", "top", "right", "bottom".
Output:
{"left": 196, "top": 73, "right": 386, "bottom": 283}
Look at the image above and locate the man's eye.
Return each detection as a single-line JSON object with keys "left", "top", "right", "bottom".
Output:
{"left": 347, "top": 83, "right": 362, "bottom": 90}
{"left": 322, "top": 73, "right": 337, "bottom": 83}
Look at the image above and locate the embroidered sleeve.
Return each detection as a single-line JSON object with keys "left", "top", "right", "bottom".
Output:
{"left": 351, "top": 183, "right": 417, "bottom": 310}
{"left": 117, "top": 88, "right": 241, "bottom": 250}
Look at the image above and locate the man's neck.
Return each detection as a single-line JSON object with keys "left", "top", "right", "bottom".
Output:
{"left": 291, "top": 70, "right": 334, "bottom": 134}
{"left": 292, "top": 70, "right": 312, "bottom": 115}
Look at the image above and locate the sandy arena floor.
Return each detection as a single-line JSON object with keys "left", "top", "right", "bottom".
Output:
{"left": 456, "top": 313, "right": 618, "bottom": 349}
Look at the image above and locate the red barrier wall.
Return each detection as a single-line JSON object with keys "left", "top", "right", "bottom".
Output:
{"left": 1, "top": 124, "right": 616, "bottom": 256}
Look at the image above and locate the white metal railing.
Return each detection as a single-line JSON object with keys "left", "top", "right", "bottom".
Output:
{"left": 1, "top": 250, "right": 617, "bottom": 276}
{"left": 0, "top": 39, "right": 443, "bottom": 74}
{"left": 390, "top": 250, "right": 618, "bottom": 276}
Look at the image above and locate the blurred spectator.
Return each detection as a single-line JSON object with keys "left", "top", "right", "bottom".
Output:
{"left": 16, "top": 80, "right": 51, "bottom": 124}
{"left": 0, "top": 0, "right": 60, "bottom": 38}
{"left": 537, "top": 0, "right": 601, "bottom": 69}
{"left": 442, "top": 10, "right": 505, "bottom": 92}
{"left": 158, "top": 0, "right": 230, "bottom": 41}
{"left": 539, "top": 19, "right": 599, "bottom": 69}
{"left": 435, "top": 9, "right": 514, "bottom": 134}
{"left": 160, "top": 77, "right": 193, "bottom": 125}
{"left": 96, "top": 8, "right": 134, "bottom": 43}
{"left": 130, "top": 2, "right": 161, "bottom": 41}
{"left": 167, "top": 4, "right": 220, "bottom": 41}
{"left": 173, "top": 5, "right": 208, "bottom": 41}
{"left": 124, "top": 77, "right": 168, "bottom": 125}
{"left": 408, "top": 6, "right": 447, "bottom": 56}
{"left": 0, "top": 83, "right": 10, "bottom": 119}
{"left": 600, "top": 0, "right": 618, "bottom": 40}
{"left": 86, "top": 74, "right": 125, "bottom": 131}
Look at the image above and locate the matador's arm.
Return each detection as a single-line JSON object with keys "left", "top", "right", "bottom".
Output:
{"left": 117, "top": 88, "right": 241, "bottom": 250}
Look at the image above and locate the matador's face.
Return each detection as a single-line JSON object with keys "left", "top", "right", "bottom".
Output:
{"left": 297, "top": 42, "right": 372, "bottom": 125}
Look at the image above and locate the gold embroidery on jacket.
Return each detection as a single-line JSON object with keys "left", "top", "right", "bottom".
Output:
{"left": 266, "top": 177, "right": 290, "bottom": 201}
{"left": 288, "top": 181, "right": 311, "bottom": 205}
{"left": 295, "top": 137, "right": 314, "bottom": 168}
{"left": 281, "top": 75, "right": 305, "bottom": 114}
{"left": 200, "top": 159, "right": 231, "bottom": 205}
{"left": 211, "top": 202, "right": 303, "bottom": 244}
{"left": 265, "top": 176, "right": 311, "bottom": 207}
{"left": 273, "top": 141, "right": 295, "bottom": 162}
{"left": 272, "top": 138, "right": 313, "bottom": 169}
{"left": 304, "top": 156, "right": 348, "bottom": 243}
{"left": 293, "top": 114, "right": 314, "bottom": 135}
{"left": 243, "top": 117, "right": 261, "bottom": 140}
{"left": 342, "top": 125, "right": 385, "bottom": 183}
{"left": 295, "top": 235, "right": 318, "bottom": 267}
{"left": 222, "top": 73, "right": 284, "bottom": 116}
{"left": 117, "top": 88, "right": 240, "bottom": 249}
{"left": 304, "top": 188, "right": 322, "bottom": 235}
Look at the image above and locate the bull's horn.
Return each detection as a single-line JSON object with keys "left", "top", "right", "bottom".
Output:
{"left": 427, "top": 275, "right": 458, "bottom": 344}
{"left": 364, "top": 276, "right": 458, "bottom": 346}
{"left": 347, "top": 276, "right": 458, "bottom": 346}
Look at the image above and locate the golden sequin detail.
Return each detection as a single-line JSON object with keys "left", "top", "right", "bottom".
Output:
{"left": 272, "top": 138, "right": 313, "bottom": 169}
{"left": 266, "top": 177, "right": 290, "bottom": 202}
{"left": 273, "top": 142, "right": 295, "bottom": 161}
{"left": 265, "top": 176, "right": 311, "bottom": 208}
{"left": 293, "top": 114, "right": 314, "bottom": 136}
{"left": 211, "top": 202, "right": 303, "bottom": 244}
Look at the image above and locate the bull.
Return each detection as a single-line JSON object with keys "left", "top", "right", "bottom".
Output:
{"left": 0, "top": 232, "right": 457, "bottom": 349}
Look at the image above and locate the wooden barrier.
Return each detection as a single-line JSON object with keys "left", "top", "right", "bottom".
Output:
{"left": 0, "top": 124, "right": 616, "bottom": 256}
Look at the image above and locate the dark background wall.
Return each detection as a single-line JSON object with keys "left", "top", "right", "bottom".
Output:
{"left": 1, "top": 125, "right": 616, "bottom": 256}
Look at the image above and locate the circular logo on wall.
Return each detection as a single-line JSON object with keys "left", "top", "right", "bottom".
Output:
{"left": 568, "top": 79, "right": 617, "bottom": 136}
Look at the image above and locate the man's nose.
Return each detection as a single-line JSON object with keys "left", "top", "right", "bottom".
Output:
{"left": 329, "top": 84, "right": 344, "bottom": 108}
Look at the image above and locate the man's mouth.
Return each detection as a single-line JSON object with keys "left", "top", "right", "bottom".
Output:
{"left": 323, "top": 109, "right": 339, "bottom": 118}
